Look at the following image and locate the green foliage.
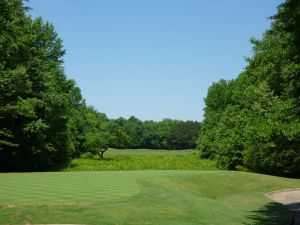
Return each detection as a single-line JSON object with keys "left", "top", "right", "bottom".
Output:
{"left": 0, "top": 0, "right": 84, "bottom": 171}
{"left": 198, "top": 0, "right": 300, "bottom": 176}
{"left": 79, "top": 115, "right": 200, "bottom": 155}
{"left": 198, "top": 80, "right": 232, "bottom": 159}
{"left": 113, "top": 117, "right": 200, "bottom": 150}
{"left": 83, "top": 132, "right": 109, "bottom": 160}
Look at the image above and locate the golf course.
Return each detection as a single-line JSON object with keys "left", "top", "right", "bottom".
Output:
{"left": 1, "top": 0, "right": 300, "bottom": 224}
{"left": 0, "top": 149, "right": 299, "bottom": 225}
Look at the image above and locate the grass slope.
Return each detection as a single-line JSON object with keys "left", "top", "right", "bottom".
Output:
{"left": 0, "top": 170, "right": 299, "bottom": 225}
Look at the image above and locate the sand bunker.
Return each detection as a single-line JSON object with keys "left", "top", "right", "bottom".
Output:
{"left": 266, "top": 188, "right": 300, "bottom": 225}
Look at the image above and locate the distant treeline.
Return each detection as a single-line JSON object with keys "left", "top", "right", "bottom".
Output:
{"left": 68, "top": 106, "right": 200, "bottom": 158}
{"left": 113, "top": 117, "right": 200, "bottom": 150}
{"left": 198, "top": 0, "right": 300, "bottom": 177}
{"left": 0, "top": 0, "right": 199, "bottom": 171}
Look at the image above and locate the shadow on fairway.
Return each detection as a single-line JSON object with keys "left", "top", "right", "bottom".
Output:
{"left": 244, "top": 202, "right": 293, "bottom": 225}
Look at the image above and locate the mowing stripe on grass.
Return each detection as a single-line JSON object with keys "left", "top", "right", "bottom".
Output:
{"left": 0, "top": 171, "right": 143, "bottom": 204}
{"left": 0, "top": 170, "right": 299, "bottom": 225}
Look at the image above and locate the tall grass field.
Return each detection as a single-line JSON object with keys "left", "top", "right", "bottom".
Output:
{"left": 65, "top": 149, "right": 216, "bottom": 171}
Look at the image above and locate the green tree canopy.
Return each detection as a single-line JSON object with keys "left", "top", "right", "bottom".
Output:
{"left": 0, "top": 0, "right": 84, "bottom": 171}
{"left": 198, "top": 0, "right": 300, "bottom": 177}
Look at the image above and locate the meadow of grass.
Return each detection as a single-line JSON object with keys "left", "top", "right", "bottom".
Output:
{"left": 105, "top": 148, "right": 197, "bottom": 155}
{"left": 0, "top": 170, "right": 300, "bottom": 225}
{"left": 65, "top": 149, "right": 216, "bottom": 171}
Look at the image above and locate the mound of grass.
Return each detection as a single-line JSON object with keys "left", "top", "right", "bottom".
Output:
{"left": 65, "top": 151, "right": 216, "bottom": 171}
{"left": 0, "top": 170, "right": 299, "bottom": 224}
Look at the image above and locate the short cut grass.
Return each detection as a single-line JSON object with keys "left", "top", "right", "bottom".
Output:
{"left": 0, "top": 170, "right": 299, "bottom": 225}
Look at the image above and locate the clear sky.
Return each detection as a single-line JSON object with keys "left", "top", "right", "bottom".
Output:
{"left": 27, "top": 0, "right": 284, "bottom": 122}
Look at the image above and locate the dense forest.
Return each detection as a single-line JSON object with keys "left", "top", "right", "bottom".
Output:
{"left": 198, "top": 0, "right": 300, "bottom": 177}
{"left": 0, "top": 0, "right": 199, "bottom": 171}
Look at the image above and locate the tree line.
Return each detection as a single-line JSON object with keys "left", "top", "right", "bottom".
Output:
{"left": 0, "top": 0, "right": 199, "bottom": 171}
{"left": 113, "top": 117, "right": 199, "bottom": 150}
{"left": 197, "top": 0, "right": 300, "bottom": 177}
{"left": 72, "top": 109, "right": 200, "bottom": 160}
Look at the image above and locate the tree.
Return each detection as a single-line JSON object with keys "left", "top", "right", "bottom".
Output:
{"left": 83, "top": 120, "right": 128, "bottom": 160}
{"left": 121, "top": 116, "right": 143, "bottom": 148}
{"left": 84, "top": 132, "right": 110, "bottom": 160}
{"left": 197, "top": 0, "right": 300, "bottom": 176}
{"left": 198, "top": 80, "right": 233, "bottom": 159}
{"left": 0, "top": 0, "right": 83, "bottom": 171}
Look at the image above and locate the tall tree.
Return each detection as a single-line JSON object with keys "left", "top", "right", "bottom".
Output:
{"left": 198, "top": 0, "right": 300, "bottom": 176}
{"left": 0, "top": 0, "right": 83, "bottom": 171}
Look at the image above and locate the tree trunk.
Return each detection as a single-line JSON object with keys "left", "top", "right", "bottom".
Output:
{"left": 97, "top": 149, "right": 106, "bottom": 160}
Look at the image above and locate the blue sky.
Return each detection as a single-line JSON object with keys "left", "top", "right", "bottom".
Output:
{"left": 27, "top": 0, "right": 284, "bottom": 121}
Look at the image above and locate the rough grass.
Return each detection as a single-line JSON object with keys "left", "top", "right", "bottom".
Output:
{"left": 0, "top": 170, "right": 299, "bottom": 225}
{"left": 65, "top": 149, "right": 216, "bottom": 171}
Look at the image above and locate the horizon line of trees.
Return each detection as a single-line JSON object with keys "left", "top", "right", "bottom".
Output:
{"left": 70, "top": 106, "right": 200, "bottom": 157}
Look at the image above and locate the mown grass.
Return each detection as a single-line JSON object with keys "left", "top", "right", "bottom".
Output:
{"left": 0, "top": 170, "right": 299, "bottom": 225}
{"left": 106, "top": 148, "right": 197, "bottom": 155}
{"left": 65, "top": 149, "right": 216, "bottom": 171}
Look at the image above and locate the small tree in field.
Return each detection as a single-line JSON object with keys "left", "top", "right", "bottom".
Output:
{"left": 84, "top": 132, "right": 111, "bottom": 160}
